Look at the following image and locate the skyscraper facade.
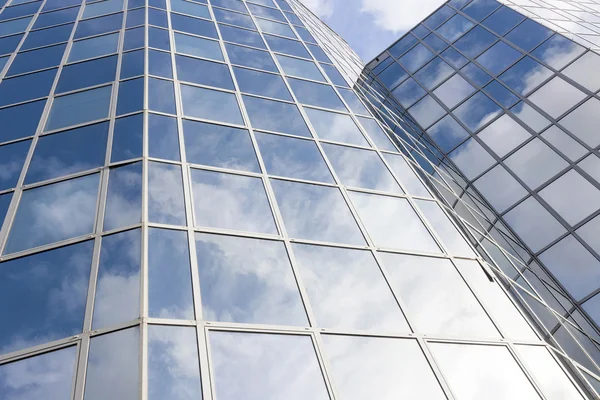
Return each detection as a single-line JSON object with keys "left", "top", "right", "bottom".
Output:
{"left": 352, "top": 0, "right": 600, "bottom": 394}
{"left": 0, "top": 0, "right": 595, "bottom": 398}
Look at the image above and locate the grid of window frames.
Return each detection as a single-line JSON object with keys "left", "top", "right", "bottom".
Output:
{"left": 0, "top": 0, "right": 593, "bottom": 398}
{"left": 357, "top": 0, "right": 600, "bottom": 389}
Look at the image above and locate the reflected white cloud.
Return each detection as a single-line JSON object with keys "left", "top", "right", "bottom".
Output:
{"left": 477, "top": 114, "right": 530, "bottom": 158}
{"left": 148, "top": 162, "right": 186, "bottom": 226}
{"left": 103, "top": 162, "right": 142, "bottom": 231}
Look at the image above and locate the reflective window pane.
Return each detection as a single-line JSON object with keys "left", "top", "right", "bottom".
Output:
{"left": 0, "top": 100, "right": 45, "bottom": 144}
{"left": 111, "top": 114, "right": 143, "bottom": 162}
{"left": 148, "top": 114, "right": 180, "bottom": 161}
{"left": 219, "top": 23, "right": 266, "bottom": 48}
{"left": 0, "top": 68, "right": 56, "bottom": 107}
{"left": 181, "top": 84, "right": 243, "bottom": 125}
{"left": 277, "top": 54, "right": 325, "bottom": 81}
{"left": 243, "top": 95, "right": 310, "bottom": 136}
{"left": 0, "top": 140, "right": 29, "bottom": 191}
{"left": 191, "top": 169, "right": 277, "bottom": 234}
{"left": 288, "top": 78, "right": 347, "bottom": 111}
{"left": 174, "top": 32, "right": 223, "bottom": 61}
{"left": 448, "top": 137, "right": 495, "bottom": 180}
{"left": 383, "top": 153, "right": 431, "bottom": 197}
{"left": 148, "top": 162, "right": 186, "bottom": 225}
{"left": 225, "top": 43, "right": 277, "bottom": 72}
{"left": 264, "top": 34, "right": 308, "bottom": 57}
{"left": 233, "top": 67, "right": 291, "bottom": 100}
{"left": 505, "top": 19, "right": 552, "bottom": 52}
{"left": 427, "top": 115, "right": 469, "bottom": 153}
{"left": 57, "top": 55, "right": 118, "bottom": 93}
{"left": 454, "top": 26, "right": 497, "bottom": 58}
{"left": 563, "top": 52, "right": 600, "bottom": 92}
{"left": 304, "top": 108, "right": 367, "bottom": 146}
{"left": 477, "top": 114, "right": 530, "bottom": 158}
{"left": 7, "top": 43, "right": 66, "bottom": 76}
{"left": 505, "top": 138, "right": 568, "bottom": 189}
{"left": 68, "top": 32, "right": 119, "bottom": 62}
{"left": 176, "top": 55, "right": 233, "bottom": 90}
{"left": 454, "top": 92, "right": 501, "bottom": 132}
{"left": 195, "top": 233, "right": 307, "bottom": 325}
{"left": 474, "top": 165, "right": 527, "bottom": 213}
{"left": 399, "top": 43, "right": 434, "bottom": 73}
{"left": 559, "top": 98, "right": 600, "bottom": 148}
{"left": 532, "top": 34, "right": 585, "bottom": 70}
{"left": 408, "top": 95, "right": 445, "bottom": 129}
{"left": 433, "top": 74, "right": 476, "bottom": 109}
{"left": 46, "top": 86, "right": 112, "bottom": 131}
{"left": 103, "top": 162, "right": 142, "bottom": 231}
{"left": 171, "top": 13, "right": 217, "bottom": 37}
{"left": 528, "top": 77, "right": 586, "bottom": 119}
{"left": 499, "top": 57, "right": 552, "bottom": 96}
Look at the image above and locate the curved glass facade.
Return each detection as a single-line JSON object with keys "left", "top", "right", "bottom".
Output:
{"left": 0, "top": 0, "right": 594, "bottom": 398}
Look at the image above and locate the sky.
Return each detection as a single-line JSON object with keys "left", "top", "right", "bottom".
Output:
{"left": 299, "top": 0, "right": 446, "bottom": 62}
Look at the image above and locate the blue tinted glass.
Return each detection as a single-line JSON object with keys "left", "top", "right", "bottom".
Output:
{"left": 454, "top": 92, "right": 501, "bottom": 131}
{"left": 121, "top": 49, "right": 144, "bottom": 78}
{"left": 46, "top": 85, "right": 112, "bottom": 131}
{"left": 427, "top": 115, "right": 469, "bottom": 153}
{"left": 483, "top": 81, "right": 518, "bottom": 107}
{"left": 148, "top": 162, "right": 186, "bottom": 225}
{"left": 148, "top": 27, "right": 170, "bottom": 51}
{"left": 176, "top": 55, "right": 234, "bottom": 89}
{"left": 7, "top": 44, "right": 65, "bottom": 76}
{"left": 128, "top": 0, "right": 145, "bottom": 8}
{"left": 0, "top": 34, "right": 23, "bottom": 55}
{"left": 83, "top": 0, "right": 123, "bottom": 18}
{"left": 33, "top": 8, "right": 78, "bottom": 29}
{"left": 148, "top": 49, "right": 173, "bottom": 78}
{"left": 233, "top": 67, "right": 291, "bottom": 100}
{"left": 531, "top": 34, "right": 585, "bottom": 70}
{"left": 277, "top": 54, "right": 325, "bottom": 81}
{"left": 218, "top": 23, "right": 265, "bottom": 48}
{"left": 0, "top": 1, "right": 41, "bottom": 21}
{"left": 0, "top": 17, "right": 31, "bottom": 36}
{"left": 69, "top": 32, "right": 119, "bottom": 62}
{"left": 399, "top": 43, "right": 434, "bottom": 73}
{"left": 256, "top": 132, "right": 333, "bottom": 183}
{"left": 181, "top": 84, "right": 243, "bottom": 124}
{"left": 408, "top": 95, "right": 445, "bottom": 128}
{"left": 306, "top": 43, "right": 331, "bottom": 63}
{"left": 57, "top": 55, "right": 117, "bottom": 93}
{"left": 0, "top": 68, "right": 56, "bottom": 107}
{"left": 265, "top": 34, "right": 310, "bottom": 58}
{"left": 5, "top": 173, "right": 100, "bottom": 254}
{"left": 0, "top": 100, "right": 45, "bottom": 143}
{"left": 211, "top": 0, "right": 246, "bottom": 12}
{"left": 174, "top": 32, "right": 222, "bottom": 60}
{"left": 117, "top": 78, "right": 143, "bottom": 115}
{"left": 481, "top": 6, "right": 524, "bottom": 35}
{"left": 338, "top": 88, "right": 370, "bottom": 115}
{"left": 423, "top": 33, "right": 448, "bottom": 52}
{"left": 423, "top": 5, "right": 454, "bottom": 29}
{"left": 172, "top": 13, "right": 217, "bottom": 37}
{"left": 0, "top": 140, "right": 30, "bottom": 191}
{"left": 74, "top": 12, "right": 123, "bottom": 38}
{"left": 149, "top": 0, "right": 166, "bottom": 8}
{"left": 214, "top": 7, "right": 255, "bottom": 29}
{"left": 111, "top": 114, "right": 143, "bottom": 162}
{"left": 27, "top": 123, "right": 108, "bottom": 183}
{"left": 498, "top": 56, "right": 552, "bottom": 96}
{"left": 320, "top": 64, "right": 348, "bottom": 87}
{"left": 454, "top": 26, "right": 496, "bottom": 58}
{"left": 505, "top": 19, "right": 552, "bottom": 52}
{"left": 0, "top": 241, "right": 93, "bottom": 354}
{"left": 148, "top": 113, "right": 179, "bottom": 161}
{"left": 304, "top": 108, "right": 368, "bottom": 146}
{"left": 126, "top": 6, "right": 144, "bottom": 27}
{"left": 256, "top": 17, "right": 295, "bottom": 38}
{"left": 183, "top": 119, "right": 259, "bottom": 172}
{"left": 289, "top": 78, "right": 347, "bottom": 111}
{"left": 391, "top": 78, "right": 426, "bottom": 108}
{"left": 0, "top": 55, "right": 6, "bottom": 71}
{"left": 148, "top": 7, "right": 168, "bottom": 27}
{"left": 413, "top": 24, "right": 429, "bottom": 39}
{"left": 0, "top": 192, "right": 11, "bottom": 227}
{"left": 414, "top": 57, "right": 454, "bottom": 90}
{"left": 125, "top": 26, "right": 146, "bottom": 50}
{"left": 357, "top": 117, "right": 396, "bottom": 151}
{"left": 44, "top": 0, "right": 81, "bottom": 11}
{"left": 461, "top": 62, "right": 492, "bottom": 86}
{"left": 436, "top": 14, "right": 473, "bottom": 42}
{"left": 243, "top": 95, "right": 310, "bottom": 136}
{"left": 441, "top": 46, "right": 468, "bottom": 68}
{"left": 477, "top": 41, "right": 522, "bottom": 75}
{"left": 388, "top": 34, "right": 417, "bottom": 58}
{"left": 462, "top": 0, "right": 500, "bottom": 21}
{"left": 171, "top": 0, "right": 210, "bottom": 18}
{"left": 248, "top": 3, "right": 285, "bottom": 21}
{"left": 22, "top": 23, "right": 73, "bottom": 50}
{"left": 296, "top": 26, "right": 317, "bottom": 43}
{"left": 103, "top": 163, "right": 142, "bottom": 230}
{"left": 225, "top": 43, "right": 277, "bottom": 71}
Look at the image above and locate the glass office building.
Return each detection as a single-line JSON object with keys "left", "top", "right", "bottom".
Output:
{"left": 0, "top": 0, "right": 596, "bottom": 398}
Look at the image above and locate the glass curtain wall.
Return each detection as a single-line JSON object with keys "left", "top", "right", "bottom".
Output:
{"left": 0, "top": 0, "right": 593, "bottom": 398}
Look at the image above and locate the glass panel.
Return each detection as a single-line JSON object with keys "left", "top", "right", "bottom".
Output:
{"left": 563, "top": 52, "right": 600, "bottom": 92}
{"left": 148, "top": 49, "right": 172, "bottom": 78}
{"left": 68, "top": 32, "right": 119, "bottom": 62}
{"left": 484, "top": 80, "right": 518, "bottom": 108}
{"left": 190, "top": 169, "right": 277, "bottom": 234}
{"left": 176, "top": 55, "right": 233, "bottom": 90}
{"left": 436, "top": 14, "right": 473, "bottom": 42}
{"left": 92, "top": 229, "right": 141, "bottom": 329}
{"left": 257, "top": 17, "right": 295, "bottom": 38}
{"left": 541, "top": 126, "right": 587, "bottom": 162}
{"left": 304, "top": 108, "right": 367, "bottom": 146}
{"left": 477, "top": 114, "right": 530, "bottom": 158}
{"left": 338, "top": 88, "right": 370, "bottom": 115}
{"left": 288, "top": 78, "right": 347, "bottom": 111}
{"left": 511, "top": 101, "right": 550, "bottom": 133}
{"left": 415, "top": 57, "right": 454, "bottom": 90}
{"left": 350, "top": 192, "right": 440, "bottom": 253}
{"left": 83, "top": 0, "right": 122, "bottom": 18}
{"left": 174, "top": 32, "right": 223, "bottom": 61}
{"left": 125, "top": 26, "right": 146, "bottom": 50}
{"left": 532, "top": 34, "right": 585, "bottom": 70}
{"left": 528, "top": 77, "right": 586, "bottom": 119}
{"left": 148, "top": 162, "right": 186, "bottom": 225}
{"left": 391, "top": 78, "right": 426, "bottom": 108}
{"left": 481, "top": 5, "right": 524, "bottom": 35}
{"left": 0, "top": 241, "right": 92, "bottom": 354}
{"left": 454, "top": 92, "right": 501, "bottom": 132}
{"left": 477, "top": 41, "right": 522, "bottom": 75}
{"left": 463, "top": 0, "right": 500, "bottom": 20}
{"left": 505, "top": 19, "right": 552, "bottom": 52}
{"left": 441, "top": 46, "right": 468, "bottom": 68}
{"left": 148, "top": 114, "right": 179, "bottom": 161}
{"left": 433, "top": 74, "right": 476, "bottom": 109}
{"left": 243, "top": 95, "right": 310, "bottom": 136}
{"left": 0, "top": 68, "right": 56, "bottom": 107}
{"left": 120, "top": 49, "right": 144, "bottom": 78}
{"left": 0, "top": 346, "right": 77, "bottom": 397}
{"left": 195, "top": 233, "right": 306, "bottom": 325}
{"left": 264, "top": 34, "right": 309, "bottom": 58}
{"left": 255, "top": 132, "right": 333, "bottom": 183}
{"left": 356, "top": 117, "right": 396, "bottom": 151}
{"left": 57, "top": 55, "right": 118, "bottom": 93}
{"left": 148, "top": 228, "right": 194, "bottom": 319}
{"left": 505, "top": 138, "right": 568, "bottom": 189}
{"left": 474, "top": 164, "right": 527, "bottom": 213}
{"left": 225, "top": 43, "right": 277, "bottom": 72}
{"left": 46, "top": 86, "right": 112, "bottom": 131}
{"left": 383, "top": 153, "right": 431, "bottom": 197}
{"left": 148, "top": 78, "right": 176, "bottom": 114}
{"left": 427, "top": 115, "right": 469, "bottom": 153}
{"left": 5, "top": 174, "right": 99, "bottom": 254}
{"left": 103, "top": 162, "right": 142, "bottom": 231}
{"left": 84, "top": 328, "right": 139, "bottom": 400}
{"left": 75, "top": 13, "right": 123, "bottom": 39}
{"left": 407, "top": 95, "right": 445, "bottom": 129}
{"left": 380, "top": 253, "right": 499, "bottom": 337}
{"left": 0, "top": 100, "right": 45, "bottom": 144}
{"left": 27, "top": 123, "right": 108, "bottom": 184}
{"left": 111, "top": 114, "right": 143, "bottom": 162}
{"left": 7, "top": 43, "right": 66, "bottom": 76}
{"left": 448, "top": 137, "right": 495, "bottom": 180}
{"left": 233, "top": 67, "right": 291, "bottom": 100}
{"left": 171, "top": 0, "right": 209, "bottom": 18}
{"left": 322, "top": 335, "right": 446, "bottom": 400}
{"left": 454, "top": 26, "right": 497, "bottom": 58}
{"left": 0, "top": 140, "right": 29, "bottom": 191}
{"left": 429, "top": 343, "right": 541, "bottom": 399}
{"left": 293, "top": 244, "right": 409, "bottom": 332}
{"left": 183, "top": 119, "right": 259, "bottom": 172}
{"left": 499, "top": 57, "right": 553, "bottom": 96}
{"left": 399, "top": 43, "right": 434, "bottom": 73}
{"left": 271, "top": 179, "right": 365, "bottom": 245}
{"left": 277, "top": 54, "right": 325, "bottom": 81}
{"left": 171, "top": 13, "right": 217, "bottom": 38}
{"left": 219, "top": 23, "right": 265, "bottom": 49}
{"left": 214, "top": 8, "right": 255, "bottom": 29}
{"left": 180, "top": 84, "right": 243, "bottom": 125}
{"left": 559, "top": 98, "right": 600, "bottom": 148}
{"left": 461, "top": 62, "right": 492, "bottom": 86}
{"left": 148, "top": 325, "right": 202, "bottom": 399}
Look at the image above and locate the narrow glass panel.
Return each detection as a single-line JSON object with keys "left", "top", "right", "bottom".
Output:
{"left": 0, "top": 140, "right": 30, "bottom": 191}
{"left": 148, "top": 228, "right": 194, "bottom": 319}
{"left": 120, "top": 49, "right": 144, "bottom": 78}
{"left": 243, "top": 95, "right": 310, "bottom": 136}
{"left": 183, "top": 119, "right": 259, "bottom": 172}
{"left": 380, "top": 253, "right": 500, "bottom": 338}
{"left": 0, "top": 16, "right": 32, "bottom": 36}
{"left": 148, "top": 78, "right": 176, "bottom": 114}
{"left": 304, "top": 108, "right": 367, "bottom": 146}
{"left": 176, "top": 55, "right": 234, "bottom": 90}
{"left": 148, "top": 325, "right": 202, "bottom": 399}
{"left": 0, "top": 241, "right": 92, "bottom": 354}
{"left": 27, "top": 123, "right": 108, "bottom": 184}
{"left": 256, "top": 17, "right": 295, "bottom": 38}
{"left": 146, "top": 26, "right": 166, "bottom": 50}
{"left": 578, "top": 215, "right": 600, "bottom": 255}
{"left": 103, "top": 162, "right": 142, "bottom": 231}
{"left": 181, "top": 84, "right": 243, "bottom": 125}
{"left": 57, "top": 55, "right": 118, "bottom": 93}
{"left": 195, "top": 233, "right": 306, "bottom": 325}
{"left": 46, "top": 86, "right": 112, "bottom": 131}
{"left": 0, "top": 100, "right": 45, "bottom": 144}
{"left": 92, "top": 229, "right": 141, "bottom": 329}
{"left": 190, "top": 169, "right": 277, "bottom": 234}
{"left": 322, "top": 335, "right": 446, "bottom": 400}
{"left": 148, "top": 162, "right": 186, "bottom": 225}
{"left": 148, "top": 113, "right": 180, "bottom": 161}
{"left": 271, "top": 179, "right": 365, "bottom": 245}
{"left": 288, "top": 78, "right": 347, "bottom": 111}
{"left": 429, "top": 343, "right": 541, "bottom": 399}
{"left": 209, "top": 332, "right": 329, "bottom": 400}
{"left": 0, "top": 192, "right": 11, "bottom": 228}
{"left": 233, "top": 67, "right": 291, "bottom": 100}
{"left": 111, "top": 114, "right": 143, "bottom": 162}
{"left": 83, "top": 0, "right": 122, "bottom": 18}
{"left": 477, "top": 114, "right": 530, "bottom": 158}
{"left": 0, "top": 347, "right": 77, "bottom": 398}
{"left": 5, "top": 174, "right": 99, "bottom": 254}
{"left": 171, "top": 0, "right": 209, "bottom": 18}
{"left": 68, "top": 32, "right": 119, "bottom": 62}
{"left": 293, "top": 244, "right": 409, "bottom": 332}
{"left": 84, "top": 328, "right": 139, "bottom": 400}
{"left": 214, "top": 7, "right": 255, "bottom": 29}
{"left": 174, "top": 32, "right": 223, "bottom": 60}
{"left": 350, "top": 191, "right": 440, "bottom": 253}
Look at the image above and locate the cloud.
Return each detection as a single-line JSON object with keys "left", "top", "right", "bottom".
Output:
{"left": 359, "top": 0, "right": 445, "bottom": 33}
{"left": 300, "top": 0, "right": 334, "bottom": 18}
